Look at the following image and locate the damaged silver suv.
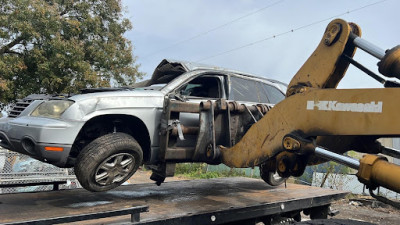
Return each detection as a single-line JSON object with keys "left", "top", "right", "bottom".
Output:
{"left": 0, "top": 59, "right": 286, "bottom": 192}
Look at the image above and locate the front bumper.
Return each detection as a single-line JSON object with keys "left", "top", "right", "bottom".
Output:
{"left": 0, "top": 116, "right": 85, "bottom": 167}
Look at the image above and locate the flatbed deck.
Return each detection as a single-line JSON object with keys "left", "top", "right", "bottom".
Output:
{"left": 0, "top": 177, "right": 347, "bottom": 224}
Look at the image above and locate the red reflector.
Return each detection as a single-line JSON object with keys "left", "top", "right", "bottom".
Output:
{"left": 45, "top": 147, "right": 64, "bottom": 152}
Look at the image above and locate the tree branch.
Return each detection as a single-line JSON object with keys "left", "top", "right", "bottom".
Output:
{"left": 4, "top": 49, "right": 23, "bottom": 56}
{"left": 59, "top": 0, "right": 68, "bottom": 16}
{"left": 0, "top": 36, "right": 24, "bottom": 55}
{"left": 60, "top": 0, "right": 75, "bottom": 16}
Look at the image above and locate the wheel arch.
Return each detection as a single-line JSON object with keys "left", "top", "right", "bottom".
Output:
{"left": 70, "top": 114, "right": 151, "bottom": 164}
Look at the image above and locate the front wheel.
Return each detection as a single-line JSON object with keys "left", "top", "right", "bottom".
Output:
{"left": 74, "top": 132, "right": 143, "bottom": 192}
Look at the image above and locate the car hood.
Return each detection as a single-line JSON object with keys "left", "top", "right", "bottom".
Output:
{"left": 69, "top": 89, "right": 164, "bottom": 102}
{"left": 59, "top": 89, "right": 165, "bottom": 120}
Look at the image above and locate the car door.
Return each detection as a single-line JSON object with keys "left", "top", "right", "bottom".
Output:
{"left": 174, "top": 74, "right": 226, "bottom": 147}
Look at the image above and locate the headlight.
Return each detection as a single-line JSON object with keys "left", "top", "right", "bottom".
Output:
{"left": 0, "top": 111, "right": 7, "bottom": 118}
{"left": 31, "top": 100, "right": 74, "bottom": 118}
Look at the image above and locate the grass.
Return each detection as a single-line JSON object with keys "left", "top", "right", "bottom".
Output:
{"left": 345, "top": 193, "right": 360, "bottom": 200}
{"left": 175, "top": 163, "right": 248, "bottom": 179}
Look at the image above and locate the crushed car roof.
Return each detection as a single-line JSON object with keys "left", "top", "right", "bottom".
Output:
{"left": 135, "top": 59, "right": 285, "bottom": 88}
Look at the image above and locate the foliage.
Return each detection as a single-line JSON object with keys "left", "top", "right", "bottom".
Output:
{"left": 175, "top": 163, "right": 246, "bottom": 179}
{"left": 0, "top": 0, "right": 143, "bottom": 102}
{"left": 297, "top": 161, "right": 353, "bottom": 186}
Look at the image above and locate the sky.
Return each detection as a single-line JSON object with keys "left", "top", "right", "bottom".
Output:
{"left": 122, "top": 0, "right": 399, "bottom": 89}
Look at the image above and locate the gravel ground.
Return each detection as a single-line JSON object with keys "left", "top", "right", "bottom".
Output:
{"left": 328, "top": 198, "right": 400, "bottom": 225}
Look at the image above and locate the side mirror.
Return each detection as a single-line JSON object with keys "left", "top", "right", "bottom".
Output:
{"left": 170, "top": 92, "right": 187, "bottom": 102}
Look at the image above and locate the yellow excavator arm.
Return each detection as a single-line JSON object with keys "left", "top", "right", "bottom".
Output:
{"left": 220, "top": 19, "right": 400, "bottom": 196}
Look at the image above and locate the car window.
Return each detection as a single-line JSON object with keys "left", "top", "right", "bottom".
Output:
{"left": 179, "top": 76, "right": 221, "bottom": 98}
{"left": 274, "top": 83, "right": 288, "bottom": 93}
{"left": 261, "top": 84, "right": 285, "bottom": 104}
{"left": 230, "top": 76, "right": 259, "bottom": 102}
{"left": 256, "top": 82, "right": 269, "bottom": 103}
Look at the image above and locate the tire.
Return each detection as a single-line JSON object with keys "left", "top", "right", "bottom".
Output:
{"left": 260, "top": 162, "right": 286, "bottom": 186}
{"left": 74, "top": 132, "right": 143, "bottom": 192}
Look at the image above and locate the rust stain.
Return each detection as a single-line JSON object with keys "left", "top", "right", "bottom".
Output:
{"left": 261, "top": 134, "right": 270, "bottom": 149}
{"left": 0, "top": 178, "right": 347, "bottom": 224}
{"left": 262, "top": 128, "right": 283, "bottom": 149}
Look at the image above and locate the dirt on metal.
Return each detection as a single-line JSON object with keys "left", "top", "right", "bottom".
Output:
{"left": 0, "top": 176, "right": 345, "bottom": 224}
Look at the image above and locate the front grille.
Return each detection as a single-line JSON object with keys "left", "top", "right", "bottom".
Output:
{"left": 8, "top": 99, "right": 35, "bottom": 118}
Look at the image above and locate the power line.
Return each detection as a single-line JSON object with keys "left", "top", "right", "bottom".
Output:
{"left": 195, "top": 0, "right": 388, "bottom": 63}
{"left": 141, "top": 0, "right": 285, "bottom": 59}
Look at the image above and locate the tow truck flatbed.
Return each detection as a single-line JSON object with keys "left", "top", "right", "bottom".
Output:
{"left": 0, "top": 177, "right": 347, "bottom": 224}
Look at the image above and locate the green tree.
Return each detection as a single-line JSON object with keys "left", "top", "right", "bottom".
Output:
{"left": 0, "top": 0, "right": 142, "bottom": 102}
